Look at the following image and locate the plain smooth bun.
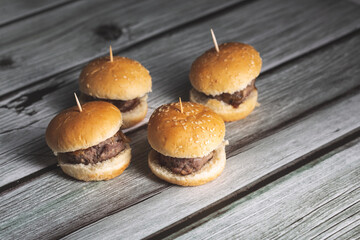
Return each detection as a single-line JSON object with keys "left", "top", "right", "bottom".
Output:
{"left": 46, "top": 101, "right": 122, "bottom": 154}
{"left": 122, "top": 95, "right": 148, "bottom": 129}
{"left": 189, "top": 42, "right": 262, "bottom": 95}
{"left": 190, "top": 88, "right": 258, "bottom": 122}
{"left": 148, "top": 141, "right": 227, "bottom": 186}
{"left": 79, "top": 56, "right": 152, "bottom": 100}
{"left": 59, "top": 144, "right": 131, "bottom": 181}
{"left": 148, "top": 101, "right": 225, "bottom": 158}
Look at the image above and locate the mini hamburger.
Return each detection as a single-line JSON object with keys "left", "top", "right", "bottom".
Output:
{"left": 147, "top": 101, "right": 228, "bottom": 186}
{"left": 189, "top": 42, "right": 262, "bottom": 122}
{"left": 79, "top": 48, "right": 151, "bottom": 129}
{"left": 45, "top": 101, "right": 131, "bottom": 181}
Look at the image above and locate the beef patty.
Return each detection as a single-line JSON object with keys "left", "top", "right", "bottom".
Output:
{"left": 208, "top": 79, "right": 256, "bottom": 108}
{"left": 59, "top": 131, "right": 129, "bottom": 165}
{"left": 158, "top": 151, "right": 214, "bottom": 175}
{"left": 82, "top": 93, "right": 140, "bottom": 112}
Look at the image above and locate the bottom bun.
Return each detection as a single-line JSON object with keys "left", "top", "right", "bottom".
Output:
{"left": 190, "top": 88, "right": 258, "bottom": 122}
{"left": 58, "top": 144, "right": 131, "bottom": 181}
{"left": 122, "top": 95, "right": 148, "bottom": 129}
{"left": 148, "top": 141, "right": 228, "bottom": 186}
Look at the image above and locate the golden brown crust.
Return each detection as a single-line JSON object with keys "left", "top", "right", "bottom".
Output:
{"left": 121, "top": 95, "right": 148, "bottom": 129}
{"left": 79, "top": 56, "right": 152, "bottom": 100}
{"left": 147, "top": 102, "right": 225, "bottom": 158}
{"left": 189, "top": 42, "right": 262, "bottom": 95}
{"left": 58, "top": 144, "right": 131, "bottom": 181}
{"left": 190, "top": 88, "right": 258, "bottom": 122}
{"left": 45, "top": 101, "right": 122, "bottom": 154}
{"left": 148, "top": 141, "right": 227, "bottom": 186}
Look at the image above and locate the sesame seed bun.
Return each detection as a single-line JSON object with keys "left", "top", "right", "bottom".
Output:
{"left": 190, "top": 88, "right": 258, "bottom": 122}
{"left": 147, "top": 102, "right": 225, "bottom": 158}
{"left": 58, "top": 144, "right": 131, "bottom": 181}
{"left": 79, "top": 56, "right": 152, "bottom": 100}
{"left": 189, "top": 42, "right": 262, "bottom": 95}
{"left": 148, "top": 141, "right": 227, "bottom": 186}
{"left": 45, "top": 101, "right": 122, "bottom": 154}
{"left": 121, "top": 95, "right": 148, "bottom": 129}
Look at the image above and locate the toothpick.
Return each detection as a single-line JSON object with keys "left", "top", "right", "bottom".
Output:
{"left": 179, "top": 97, "right": 183, "bottom": 113}
{"left": 109, "top": 45, "right": 113, "bottom": 62}
{"left": 210, "top": 29, "right": 219, "bottom": 53}
{"left": 74, "top": 93, "right": 82, "bottom": 112}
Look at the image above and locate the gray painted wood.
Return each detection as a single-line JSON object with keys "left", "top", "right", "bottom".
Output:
{"left": 64, "top": 88, "right": 360, "bottom": 240}
{"left": 0, "top": 0, "right": 71, "bottom": 26}
{"left": 347, "top": 0, "right": 360, "bottom": 5}
{"left": 0, "top": 0, "right": 243, "bottom": 96}
{"left": 1, "top": 0, "right": 359, "bottom": 187}
{"left": 2, "top": 35, "right": 360, "bottom": 238}
{"left": 170, "top": 140, "right": 360, "bottom": 240}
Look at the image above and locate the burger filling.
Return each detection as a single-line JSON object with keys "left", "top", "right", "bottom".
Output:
{"left": 157, "top": 151, "right": 214, "bottom": 175}
{"left": 82, "top": 93, "right": 140, "bottom": 112}
{"left": 199, "top": 79, "right": 256, "bottom": 108}
{"left": 58, "top": 131, "right": 130, "bottom": 165}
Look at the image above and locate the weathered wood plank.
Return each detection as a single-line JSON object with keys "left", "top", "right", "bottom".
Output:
{"left": 64, "top": 88, "right": 360, "bottom": 240}
{"left": 1, "top": 35, "right": 360, "bottom": 239}
{"left": 0, "top": 0, "right": 71, "bottom": 26}
{"left": 0, "top": 0, "right": 243, "bottom": 96}
{"left": 167, "top": 140, "right": 360, "bottom": 240}
{"left": 1, "top": 0, "right": 359, "bottom": 187}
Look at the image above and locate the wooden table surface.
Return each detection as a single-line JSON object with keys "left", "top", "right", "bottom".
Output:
{"left": 0, "top": 0, "right": 359, "bottom": 239}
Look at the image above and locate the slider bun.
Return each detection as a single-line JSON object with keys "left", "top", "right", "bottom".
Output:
{"left": 190, "top": 88, "right": 258, "bottom": 122}
{"left": 148, "top": 141, "right": 227, "bottom": 186}
{"left": 59, "top": 144, "right": 131, "bottom": 181}
{"left": 148, "top": 102, "right": 225, "bottom": 158}
{"left": 79, "top": 56, "right": 152, "bottom": 100}
{"left": 46, "top": 101, "right": 122, "bottom": 154}
{"left": 189, "top": 42, "right": 262, "bottom": 95}
{"left": 122, "top": 95, "right": 148, "bottom": 129}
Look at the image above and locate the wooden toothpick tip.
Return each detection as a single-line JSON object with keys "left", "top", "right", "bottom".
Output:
{"left": 210, "top": 29, "right": 219, "bottom": 53}
{"left": 74, "top": 93, "right": 82, "bottom": 112}
{"left": 179, "top": 97, "right": 183, "bottom": 113}
{"left": 109, "top": 45, "right": 113, "bottom": 62}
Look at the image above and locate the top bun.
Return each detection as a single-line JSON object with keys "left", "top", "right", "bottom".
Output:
{"left": 46, "top": 101, "right": 122, "bottom": 154}
{"left": 79, "top": 56, "right": 152, "bottom": 100}
{"left": 148, "top": 102, "right": 225, "bottom": 158}
{"left": 189, "top": 42, "right": 262, "bottom": 95}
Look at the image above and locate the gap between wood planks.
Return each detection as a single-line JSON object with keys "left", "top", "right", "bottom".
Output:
{"left": 0, "top": 0, "right": 77, "bottom": 28}
{"left": 0, "top": 0, "right": 252, "bottom": 100}
{"left": 0, "top": 28, "right": 359, "bottom": 195}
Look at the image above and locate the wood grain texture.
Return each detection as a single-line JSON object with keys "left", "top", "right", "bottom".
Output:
{"left": 1, "top": 34, "right": 360, "bottom": 239}
{"left": 169, "top": 140, "right": 360, "bottom": 240}
{"left": 0, "top": 0, "right": 72, "bottom": 26}
{"left": 64, "top": 88, "right": 360, "bottom": 240}
{"left": 0, "top": 0, "right": 243, "bottom": 96}
{"left": 1, "top": 0, "right": 359, "bottom": 187}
